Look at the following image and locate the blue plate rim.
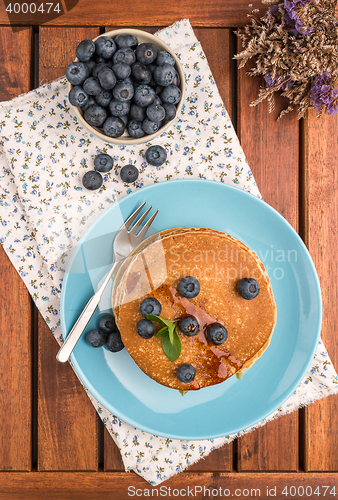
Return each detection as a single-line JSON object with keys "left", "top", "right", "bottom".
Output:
{"left": 60, "top": 178, "right": 323, "bottom": 439}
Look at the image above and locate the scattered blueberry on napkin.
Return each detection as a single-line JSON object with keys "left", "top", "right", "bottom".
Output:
{"left": 0, "top": 19, "right": 337, "bottom": 484}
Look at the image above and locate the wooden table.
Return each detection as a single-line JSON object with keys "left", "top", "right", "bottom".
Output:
{"left": 0, "top": 2, "right": 337, "bottom": 498}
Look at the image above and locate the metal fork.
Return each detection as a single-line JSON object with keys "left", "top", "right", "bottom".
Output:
{"left": 56, "top": 202, "right": 159, "bottom": 363}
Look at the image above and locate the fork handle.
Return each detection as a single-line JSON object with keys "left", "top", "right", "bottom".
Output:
{"left": 56, "top": 260, "right": 119, "bottom": 363}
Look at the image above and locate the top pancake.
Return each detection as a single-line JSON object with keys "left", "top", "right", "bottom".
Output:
{"left": 112, "top": 227, "right": 277, "bottom": 391}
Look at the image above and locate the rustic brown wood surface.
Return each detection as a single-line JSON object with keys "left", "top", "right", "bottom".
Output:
{"left": 303, "top": 110, "right": 338, "bottom": 472}
{"left": 236, "top": 49, "right": 299, "bottom": 472}
{"left": 0, "top": 8, "right": 337, "bottom": 499}
{"left": 0, "top": 27, "right": 33, "bottom": 473}
{"left": 0, "top": 472, "right": 337, "bottom": 499}
{"left": 0, "top": 1, "right": 267, "bottom": 27}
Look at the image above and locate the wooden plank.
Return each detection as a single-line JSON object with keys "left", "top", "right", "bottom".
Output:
{"left": 37, "top": 27, "right": 100, "bottom": 471}
{"left": 303, "top": 109, "right": 338, "bottom": 471}
{"left": 236, "top": 42, "right": 299, "bottom": 471}
{"left": 187, "top": 445, "right": 232, "bottom": 472}
{"left": 0, "top": 27, "right": 32, "bottom": 100}
{"left": 194, "top": 28, "right": 231, "bottom": 117}
{"left": 0, "top": 26, "right": 33, "bottom": 472}
{"left": 104, "top": 428, "right": 124, "bottom": 471}
{"left": 0, "top": 1, "right": 267, "bottom": 27}
{"left": 39, "top": 26, "right": 100, "bottom": 81}
{"left": 1, "top": 471, "right": 338, "bottom": 500}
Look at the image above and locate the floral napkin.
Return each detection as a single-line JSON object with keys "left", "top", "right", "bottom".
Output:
{"left": 0, "top": 19, "right": 337, "bottom": 485}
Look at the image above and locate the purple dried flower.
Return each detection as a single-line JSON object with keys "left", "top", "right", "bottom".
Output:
{"left": 268, "top": 4, "right": 279, "bottom": 15}
{"left": 265, "top": 73, "right": 294, "bottom": 91}
{"left": 235, "top": 0, "right": 338, "bottom": 119}
{"left": 284, "top": 0, "right": 312, "bottom": 36}
{"left": 310, "top": 73, "right": 338, "bottom": 115}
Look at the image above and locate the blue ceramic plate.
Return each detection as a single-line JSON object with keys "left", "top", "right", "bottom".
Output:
{"left": 60, "top": 179, "right": 322, "bottom": 439}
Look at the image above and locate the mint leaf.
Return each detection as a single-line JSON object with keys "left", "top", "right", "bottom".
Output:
{"left": 161, "top": 329, "right": 181, "bottom": 362}
{"left": 173, "top": 327, "right": 181, "bottom": 354}
{"left": 146, "top": 314, "right": 181, "bottom": 362}
{"left": 146, "top": 314, "right": 172, "bottom": 327}
{"left": 156, "top": 326, "right": 169, "bottom": 338}
{"left": 167, "top": 322, "right": 175, "bottom": 343}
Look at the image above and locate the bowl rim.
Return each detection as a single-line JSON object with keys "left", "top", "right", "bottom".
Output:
{"left": 68, "top": 28, "right": 186, "bottom": 145}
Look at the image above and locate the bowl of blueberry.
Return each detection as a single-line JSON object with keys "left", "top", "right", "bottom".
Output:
{"left": 66, "top": 29, "right": 185, "bottom": 145}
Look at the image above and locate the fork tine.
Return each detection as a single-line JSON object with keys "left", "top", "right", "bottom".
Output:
{"left": 128, "top": 205, "right": 152, "bottom": 235}
{"left": 136, "top": 209, "right": 159, "bottom": 240}
{"left": 123, "top": 202, "right": 146, "bottom": 230}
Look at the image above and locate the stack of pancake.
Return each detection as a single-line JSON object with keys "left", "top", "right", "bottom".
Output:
{"left": 112, "top": 227, "right": 277, "bottom": 391}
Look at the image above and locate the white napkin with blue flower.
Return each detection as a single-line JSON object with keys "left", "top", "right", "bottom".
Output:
{"left": 0, "top": 19, "right": 337, "bottom": 484}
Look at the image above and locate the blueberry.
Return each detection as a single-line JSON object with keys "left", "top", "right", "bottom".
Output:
{"left": 66, "top": 61, "right": 89, "bottom": 85}
{"left": 120, "top": 115, "right": 129, "bottom": 126}
{"left": 148, "top": 63, "right": 157, "bottom": 74}
{"left": 113, "top": 48, "right": 136, "bottom": 65}
{"left": 81, "top": 96, "right": 96, "bottom": 111}
{"left": 84, "top": 104, "right": 107, "bottom": 127}
{"left": 129, "top": 103, "right": 146, "bottom": 122}
{"left": 95, "top": 36, "right": 117, "bottom": 59}
{"left": 145, "top": 145, "right": 167, "bottom": 166}
{"left": 153, "top": 64, "right": 176, "bottom": 87}
{"left": 237, "top": 278, "right": 260, "bottom": 300}
{"left": 106, "top": 330, "right": 124, "bottom": 352}
{"left": 140, "top": 297, "right": 162, "bottom": 318}
{"left": 172, "top": 70, "right": 181, "bottom": 87}
{"left": 160, "top": 85, "right": 181, "bottom": 104}
{"left": 161, "top": 81, "right": 177, "bottom": 99}
{"left": 95, "top": 90, "right": 112, "bottom": 107}
{"left": 142, "top": 118, "right": 160, "bottom": 135}
{"left": 97, "top": 67, "right": 117, "bottom": 90}
{"left": 156, "top": 51, "right": 175, "bottom": 66}
{"left": 102, "top": 116, "right": 125, "bottom": 138}
{"left": 163, "top": 103, "right": 176, "bottom": 121}
{"left": 94, "top": 153, "right": 114, "bottom": 173}
{"left": 112, "top": 62, "right": 131, "bottom": 80}
{"left": 127, "top": 120, "right": 145, "bottom": 139}
{"left": 98, "top": 313, "right": 116, "bottom": 333}
{"left": 131, "top": 62, "right": 152, "bottom": 84}
{"left": 146, "top": 103, "right": 165, "bottom": 123}
{"left": 136, "top": 43, "right": 158, "bottom": 65}
{"left": 155, "top": 84, "right": 164, "bottom": 94}
{"left": 206, "top": 324, "right": 228, "bottom": 345}
{"left": 176, "top": 363, "right": 196, "bottom": 383}
{"left": 113, "top": 80, "right": 134, "bottom": 102}
{"left": 83, "top": 77, "right": 103, "bottom": 96}
{"left": 92, "top": 62, "right": 108, "bottom": 78}
{"left": 147, "top": 78, "right": 157, "bottom": 90}
{"left": 84, "top": 59, "right": 96, "bottom": 75}
{"left": 179, "top": 316, "right": 199, "bottom": 336}
{"left": 121, "top": 76, "right": 134, "bottom": 87}
{"left": 69, "top": 86, "right": 89, "bottom": 107}
{"left": 178, "top": 276, "right": 200, "bottom": 298}
{"left": 75, "top": 39, "right": 95, "bottom": 62}
{"left": 109, "top": 99, "right": 130, "bottom": 117}
{"left": 85, "top": 328, "right": 106, "bottom": 347}
{"left": 137, "top": 318, "right": 155, "bottom": 339}
{"left": 120, "top": 164, "right": 139, "bottom": 183}
{"left": 115, "top": 33, "right": 139, "bottom": 49}
{"left": 82, "top": 170, "right": 103, "bottom": 190}
{"left": 133, "top": 85, "right": 156, "bottom": 107}
{"left": 153, "top": 95, "right": 162, "bottom": 105}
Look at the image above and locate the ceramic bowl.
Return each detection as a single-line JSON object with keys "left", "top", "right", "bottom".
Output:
{"left": 68, "top": 28, "right": 185, "bottom": 145}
